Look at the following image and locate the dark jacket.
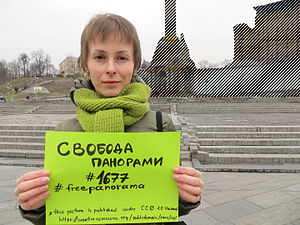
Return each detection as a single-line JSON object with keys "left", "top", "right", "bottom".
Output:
{"left": 20, "top": 78, "right": 199, "bottom": 224}
{"left": 19, "top": 111, "right": 200, "bottom": 225}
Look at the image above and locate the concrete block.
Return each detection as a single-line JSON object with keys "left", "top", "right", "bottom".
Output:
{"left": 245, "top": 155, "right": 259, "bottom": 164}
{"left": 223, "top": 156, "right": 232, "bottom": 164}
{"left": 0, "top": 210, "right": 27, "bottom": 224}
{"left": 183, "top": 140, "right": 189, "bottom": 145}
{"left": 272, "top": 157, "right": 282, "bottom": 164}
{"left": 293, "top": 157, "right": 300, "bottom": 163}
{"left": 278, "top": 157, "right": 287, "bottom": 164}
{"left": 217, "top": 156, "right": 228, "bottom": 164}
{"left": 190, "top": 146, "right": 198, "bottom": 153}
{"left": 209, "top": 157, "right": 217, "bottom": 164}
{"left": 197, "top": 151, "right": 209, "bottom": 162}
{"left": 26, "top": 152, "right": 44, "bottom": 159}
{"left": 258, "top": 157, "right": 272, "bottom": 164}
{"left": 247, "top": 190, "right": 296, "bottom": 209}
{"left": 180, "top": 210, "right": 219, "bottom": 225}
{"left": 204, "top": 199, "right": 261, "bottom": 222}
{"left": 230, "top": 156, "right": 241, "bottom": 163}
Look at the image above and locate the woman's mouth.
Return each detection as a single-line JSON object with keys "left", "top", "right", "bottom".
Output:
{"left": 103, "top": 80, "right": 120, "bottom": 86}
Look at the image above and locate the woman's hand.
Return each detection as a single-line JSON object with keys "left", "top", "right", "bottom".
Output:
{"left": 172, "top": 166, "right": 204, "bottom": 203}
{"left": 14, "top": 170, "right": 50, "bottom": 211}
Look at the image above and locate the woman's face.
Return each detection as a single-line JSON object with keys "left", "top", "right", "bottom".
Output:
{"left": 86, "top": 36, "right": 134, "bottom": 97}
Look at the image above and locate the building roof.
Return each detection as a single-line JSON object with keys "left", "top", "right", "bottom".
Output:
{"left": 253, "top": 0, "right": 298, "bottom": 12}
{"left": 59, "top": 56, "right": 77, "bottom": 66}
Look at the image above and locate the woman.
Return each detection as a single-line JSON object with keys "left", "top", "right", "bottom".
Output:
{"left": 15, "top": 13, "right": 204, "bottom": 225}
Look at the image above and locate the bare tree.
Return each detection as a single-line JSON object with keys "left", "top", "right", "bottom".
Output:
{"left": 7, "top": 59, "right": 21, "bottom": 79}
{"left": 7, "top": 62, "right": 15, "bottom": 79}
{"left": 2, "top": 50, "right": 54, "bottom": 81}
{"left": 218, "top": 59, "right": 232, "bottom": 67}
{"left": 31, "top": 49, "right": 47, "bottom": 77}
{"left": 29, "top": 62, "right": 40, "bottom": 78}
{"left": 44, "top": 54, "right": 52, "bottom": 76}
{"left": 16, "top": 58, "right": 22, "bottom": 78}
{"left": 19, "top": 53, "right": 30, "bottom": 77}
{"left": 0, "top": 60, "right": 8, "bottom": 82}
{"left": 47, "top": 64, "right": 57, "bottom": 77}
{"left": 198, "top": 59, "right": 210, "bottom": 68}
{"left": 198, "top": 59, "right": 233, "bottom": 68}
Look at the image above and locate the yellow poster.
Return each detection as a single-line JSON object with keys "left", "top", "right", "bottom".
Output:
{"left": 44, "top": 131, "right": 181, "bottom": 224}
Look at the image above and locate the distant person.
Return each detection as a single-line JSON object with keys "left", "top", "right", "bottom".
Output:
{"left": 0, "top": 96, "right": 6, "bottom": 102}
{"left": 14, "top": 13, "right": 203, "bottom": 225}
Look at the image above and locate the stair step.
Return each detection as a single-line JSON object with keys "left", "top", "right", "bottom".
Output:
{"left": 194, "top": 161, "right": 300, "bottom": 173}
{"left": 0, "top": 136, "right": 45, "bottom": 143}
{"left": 32, "top": 110, "right": 75, "bottom": 114}
{"left": 0, "top": 149, "right": 44, "bottom": 158}
{"left": 199, "top": 146, "right": 300, "bottom": 154}
{"left": 198, "top": 138, "right": 300, "bottom": 146}
{"left": 0, "top": 157, "right": 43, "bottom": 167}
{"left": 0, "top": 130, "right": 45, "bottom": 136}
{"left": 185, "top": 109, "right": 300, "bottom": 114}
{"left": 196, "top": 126, "right": 300, "bottom": 132}
{"left": 0, "top": 142, "right": 44, "bottom": 150}
{"left": 0, "top": 125, "right": 55, "bottom": 131}
{"left": 197, "top": 132, "right": 300, "bottom": 138}
{"left": 180, "top": 151, "right": 191, "bottom": 159}
{"left": 205, "top": 153, "right": 300, "bottom": 164}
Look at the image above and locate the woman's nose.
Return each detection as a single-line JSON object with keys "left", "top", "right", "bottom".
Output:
{"left": 105, "top": 60, "right": 117, "bottom": 75}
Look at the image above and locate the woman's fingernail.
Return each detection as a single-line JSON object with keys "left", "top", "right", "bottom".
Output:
{"left": 42, "top": 177, "right": 49, "bottom": 183}
{"left": 43, "top": 170, "right": 50, "bottom": 176}
{"left": 40, "top": 185, "right": 48, "bottom": 191}
{"left": 173, "top": 167, "right": 180, "bottom": 172}
{"left": 173, "top": 175, "right": 179, "bottom": 180}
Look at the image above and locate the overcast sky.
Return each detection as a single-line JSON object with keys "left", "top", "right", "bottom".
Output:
{"left": 1, "top": 0, "right": 279, "bottom": 68}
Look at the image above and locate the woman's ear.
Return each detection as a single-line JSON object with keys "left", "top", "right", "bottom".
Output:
{"left": 84, "top": 65, "right": 90, "bottom": 78}
{"left": 130, "top": 73, "right": 134, "bottom": 84}
{"left": 84, "top": 64, "right": 89, "bottom": 73}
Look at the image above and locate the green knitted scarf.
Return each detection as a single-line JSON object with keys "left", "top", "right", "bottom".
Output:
{"left": 73, "top": 83, "right": 150, "bottom": 132}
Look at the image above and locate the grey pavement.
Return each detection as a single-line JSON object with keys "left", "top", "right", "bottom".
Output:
{"left": 184, "top": 113, "right": 300, "bottom": 126}
{"left": 1, "top": 165, "right": 300, "bottom": 225}
{"left": 1, "top": 112, "right": 299, "bottom": 127}
{"left": 0, "top": 113, "right": 75, "bottom": 126}
{"left": 1, "top": 99, "right": 300, "bottom": 224}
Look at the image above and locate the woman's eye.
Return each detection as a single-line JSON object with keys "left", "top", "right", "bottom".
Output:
{"left": 95, "top": 55, "right": 105, "bottom": 60}
{"left": 117, "top": 56, "right": 128, "bottom": 61}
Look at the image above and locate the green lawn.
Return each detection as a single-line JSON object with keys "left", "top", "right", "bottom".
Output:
{"left": 0, "top": 77, "right": 74, "bottom": 99}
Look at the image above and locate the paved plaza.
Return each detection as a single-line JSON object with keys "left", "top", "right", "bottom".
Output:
{"left": 1, "top": 165, "right": 300, "bottom": 225}
{"left": 0, "top": 99, "right": 300, "bottom": 225}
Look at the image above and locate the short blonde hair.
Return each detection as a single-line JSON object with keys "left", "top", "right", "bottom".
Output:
{"left": 78, "top": 13, "right": 141, "bottom": 74}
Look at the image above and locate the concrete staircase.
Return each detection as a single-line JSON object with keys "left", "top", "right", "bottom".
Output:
{"left": 32, "top": 102, "right": 76, "bottom": 114}
{"left": 0, "top": 101, "right": 40, "bottom": 115}
{"left": 193, "top": 126, "right": 300, "bottom": 172}
{"left": 177, "top": 103, "right": 300, "bottom": 114}
{"left": 0, "top": 124, "right": 190, "bottom": 167}
{"left": 30, "top": 100, "right": 172, "bottom": 114}
{"left": 0, "top": 125, "right": 54, "bottom": 167}
{"left": 1, "top": 124, "right": 300, "bottom": 172}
